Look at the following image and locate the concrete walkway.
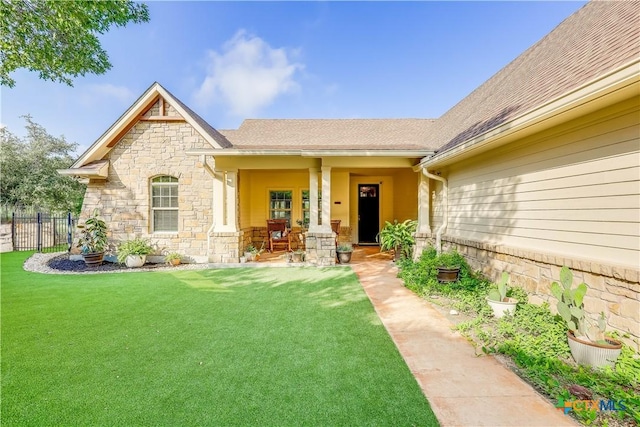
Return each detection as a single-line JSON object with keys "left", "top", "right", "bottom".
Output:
{"left": 351, "top": 259, "right": 577, "bottom": 427}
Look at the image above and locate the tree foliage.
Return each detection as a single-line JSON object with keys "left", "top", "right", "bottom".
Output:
{"left": 0, "top": 0, "right": 149, "bottom": 87}
{"left": 0, "top": 116, "right": 86, "bottom": 212}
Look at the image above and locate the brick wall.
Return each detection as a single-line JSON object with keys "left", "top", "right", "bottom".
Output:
{"left": 415, "top": 234, "right": 640, "bottom": 350}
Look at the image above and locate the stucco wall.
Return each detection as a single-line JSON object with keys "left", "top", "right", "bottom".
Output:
{"left": 79, "top": 111, "right": 214, "bottom": 262}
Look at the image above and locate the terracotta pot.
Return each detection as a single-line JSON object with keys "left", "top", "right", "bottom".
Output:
{"left": 169, "top": 258, "right": 181, "bottom": 266}
{"left": 82, "top": 252, "right": 104, "bottom": 267}
{"left": 437, "top": 267, "right": 460, "bottom": 283}
{"left": 567, "top": 330, "right": 622, "bottom": 368}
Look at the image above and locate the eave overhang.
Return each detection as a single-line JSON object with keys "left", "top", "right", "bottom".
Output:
{"left": 58, "top": 160, "right": 109, "bottom": 179}
{"left": 419, "top": 58, "right": 640, "bottom": 170}
{"left": 186, "top": 149, "right": 434, "bottom": 158}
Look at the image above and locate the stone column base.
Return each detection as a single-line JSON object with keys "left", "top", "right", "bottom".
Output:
{"left": 413, "top": 232, "right": 435, "bottom": 260}
{"left": 209, "top": 230, "right": 244, "bottom": 263}
{"left": 305, "top": 232, "right": 336, "bottom": 266}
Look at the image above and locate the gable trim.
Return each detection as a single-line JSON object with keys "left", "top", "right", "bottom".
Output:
{"left": 70, "top": 82, "right": 227, "bottom": 169}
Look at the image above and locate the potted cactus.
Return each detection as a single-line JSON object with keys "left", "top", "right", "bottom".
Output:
{"left": 551, "top": 266, "right": 622, "bottom": 368}
{"left": 486, "top": 272, "right": 518, "bottom": 318}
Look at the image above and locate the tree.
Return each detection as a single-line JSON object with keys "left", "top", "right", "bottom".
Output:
{"left": 0, "top": 0, "right": 149, "bottom": 87}
{"left": 0, "top": 116, "right": 86, "bottom": 212}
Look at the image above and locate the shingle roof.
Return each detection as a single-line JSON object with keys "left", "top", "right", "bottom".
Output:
{"left": 219, "top": 118, "right": 437, "bottom": 151}
{"left": 430, "top": 1, "right": 640, "bottom": 154}
{"left": 161, "top": 86, "right": 233, "bottom": 148}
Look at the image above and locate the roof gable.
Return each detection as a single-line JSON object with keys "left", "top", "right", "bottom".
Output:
{"left": 71, "top": 82, "right": 231, "bottom": 168}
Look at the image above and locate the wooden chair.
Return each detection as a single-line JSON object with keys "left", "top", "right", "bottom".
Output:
{"left": 330, "top": 220, "right": 341, "bottom": 245}
{"left": 266, "top": 219, "right": 291, "bottom": 252}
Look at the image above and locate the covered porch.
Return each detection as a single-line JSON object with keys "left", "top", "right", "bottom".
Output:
{"left": 187, "top": 150, "right": 425, "bottom": 265}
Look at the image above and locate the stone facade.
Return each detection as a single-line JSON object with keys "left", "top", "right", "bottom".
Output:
{"left": 414, "top": 233, "right": 640, "bottom": 350}
{"left": 79, "top": 107, "right": 214, "bottom": 263}
{"left": 209, "top": 231, "right": 244, "bottom": 263}
{"left": 305, "top": 232, "right": 336, "bottom": 266}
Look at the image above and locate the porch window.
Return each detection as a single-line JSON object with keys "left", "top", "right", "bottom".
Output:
{"left": 269, "top": 190, "right": 292, "bottom": 226}
{"left": 151, "top": 176, "right": 178, "bottom": 232}
{"left": 301, "top": 189, "right": 322, "bottom": 226}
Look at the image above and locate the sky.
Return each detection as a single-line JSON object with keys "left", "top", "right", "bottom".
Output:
{"left": 1, "top": 1, "right": 587, "bottom": 155}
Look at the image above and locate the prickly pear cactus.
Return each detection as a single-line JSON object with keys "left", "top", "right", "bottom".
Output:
{"left": 551, "top": 266, "right": 588, "bottom": 335}
{"left": 488, "top": 271, "right": 510, "bottom": 301}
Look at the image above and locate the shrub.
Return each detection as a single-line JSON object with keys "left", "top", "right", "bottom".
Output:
{"left": 117, "top": 237, "right": 154, "bottom": 264}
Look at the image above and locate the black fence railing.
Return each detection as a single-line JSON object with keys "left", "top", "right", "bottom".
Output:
{"left": 11, "top": 212, "right": 77, "bottom": 252}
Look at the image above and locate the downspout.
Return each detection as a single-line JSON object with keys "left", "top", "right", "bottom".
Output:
{"left": 421, "top": 168, "right": 448, "bottom": 254}
{"left": 199, "top": 155, "right": 216, "bottom": 256}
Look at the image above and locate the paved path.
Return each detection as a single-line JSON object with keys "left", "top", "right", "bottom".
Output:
{"left": 351, "top": 260, "right": 577, "bottom": 427}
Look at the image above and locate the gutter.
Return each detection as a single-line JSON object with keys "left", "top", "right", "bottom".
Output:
{"left": 420, "top": 58, "right": 640, "bottom": 169}
{"left": 421, "top": 167, "right": 448, "bottom": 254}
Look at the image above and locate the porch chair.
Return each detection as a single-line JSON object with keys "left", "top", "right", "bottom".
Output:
{"left": 266, "top": 219, "right": 291, "bottom": 252}
{"left": 330, "top": 220, "right": 341, "bottom": 246}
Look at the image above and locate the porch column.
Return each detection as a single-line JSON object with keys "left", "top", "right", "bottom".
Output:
{"left": 225, "top": 169, "right": 239, "bottom": 232}
{"left": 417, "top": 170, "right": 431, "bottom": 233}
{"left": 320, "top": 166, "right": 332, "bottom": 233}
{"left": 308, "top": 168, "right": 320, "bottom": 232}
{"left": 213, "top": 169, "right": 238, "bottom": 232}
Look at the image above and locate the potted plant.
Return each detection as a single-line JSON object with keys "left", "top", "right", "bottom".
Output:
{"left": 376, "top": 219, "right": 417, "bottom": 261}
{"left": 435, "top": 251, "right": 461, "bottom": 283}
{"left": 552, "top": 266, "right": 622, "bottom": 368}
{"left": 117, "top": 237, "right": 154, "bottom": 268}
{"left": 486, "top": 272, "right": 518, "bottom": 318}
{"left": 336, "top": 243, "right": 354, "bottom": 264}
{"left": 245, "top": 241, "right": 265, "bottom": 261}
{"left": 77, "top": 210, "right": 108, "bottom": 267}
{"left": 292, "top": 249, "right": 305, "bottom": 263}
{"left": 164, "top": 251, "right": 182, "bottom": 266}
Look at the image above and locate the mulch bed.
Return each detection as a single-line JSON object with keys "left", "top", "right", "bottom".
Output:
{"left": 47, "top": 254, "right": 169, "bottom": 273}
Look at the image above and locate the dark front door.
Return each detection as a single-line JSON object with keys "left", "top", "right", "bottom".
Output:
{"left": 358, "top": 184, "right": 380, "bottom": 244}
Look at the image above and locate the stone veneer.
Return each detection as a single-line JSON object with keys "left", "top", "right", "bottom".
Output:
{"left": 305, "top": 232, "right": 337, "bottom": 266}
{"left": 209, "top": 231, "right": 244, "bottom": 263}
{"left": 414, "top": 233, "right": 640, "bottom": 350}
{"left": 78, "top": 105, "right": 214, "bottom": 263}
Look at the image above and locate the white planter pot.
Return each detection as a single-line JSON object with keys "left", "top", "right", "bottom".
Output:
{"left": 567, "top": 331, "right": 622, "bottom": 368}
{"left": 125, "top": 254, "right": 146, "bottom": 268}
{"left": 486, "top": 297, "right": 518, "bottom": 318}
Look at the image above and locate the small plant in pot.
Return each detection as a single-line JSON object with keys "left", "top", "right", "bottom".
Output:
{"left": 376, "top": 219, "right": 417, "bottom": 261}
{"left": 164, "top": 251, "right": 182, "bottom": 266}
{"left": 292, "top": 249, "right": 305, "bottom": 263}
{"left": 552, "top": 266, "right": 622, "bottom": 368}
{"left": 486, "top": 272, "right": 518, "bottom": 318}
{"left": 435, "top": 251, "right": 461, "bottom": 283}
{"left": 117, "top": 237, "right": 154, "bottom": 268}
{"left": 77, "top": 210, "right": 108, "bottom": 267}
{"left": 336, "top": 243, "right": 354, "bottom": 264}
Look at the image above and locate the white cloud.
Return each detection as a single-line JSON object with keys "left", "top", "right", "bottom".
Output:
{"left": 87, "top": 84, "right": 136, "bottom": 103}
{"left": 194, "top": 30, "right": 304, "bottom": 116}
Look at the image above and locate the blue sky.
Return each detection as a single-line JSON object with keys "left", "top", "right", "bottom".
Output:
{"left": 1, "top": 1, "right": 586, "bottom": 155}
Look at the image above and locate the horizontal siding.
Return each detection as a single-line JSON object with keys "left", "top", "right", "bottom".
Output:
{"left": 443, "top": 99, "right": 640, "bottom": 268}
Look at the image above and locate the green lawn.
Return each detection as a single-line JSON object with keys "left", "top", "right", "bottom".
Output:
{"left": 1, "top": 252, "right": 438, "bottom": 426}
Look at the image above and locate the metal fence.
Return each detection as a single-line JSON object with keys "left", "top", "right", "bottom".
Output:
{"left": 11, "top": 212, "right": 76, "bottom": 252}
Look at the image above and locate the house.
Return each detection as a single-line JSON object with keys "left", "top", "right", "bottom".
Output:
{"left": 60, "top": 2, "right": 639, "bottom": 342}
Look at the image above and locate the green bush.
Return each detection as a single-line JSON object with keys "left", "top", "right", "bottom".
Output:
{"left": 399, "top": 248, "right": 640, "bottom": 426}
{"left": 116, "top": 237, "right": 154, "bottom": 264}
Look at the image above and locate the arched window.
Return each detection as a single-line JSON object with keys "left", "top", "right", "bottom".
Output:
{"left": 151, "top": 176, "right": 178, "bottom": 232}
